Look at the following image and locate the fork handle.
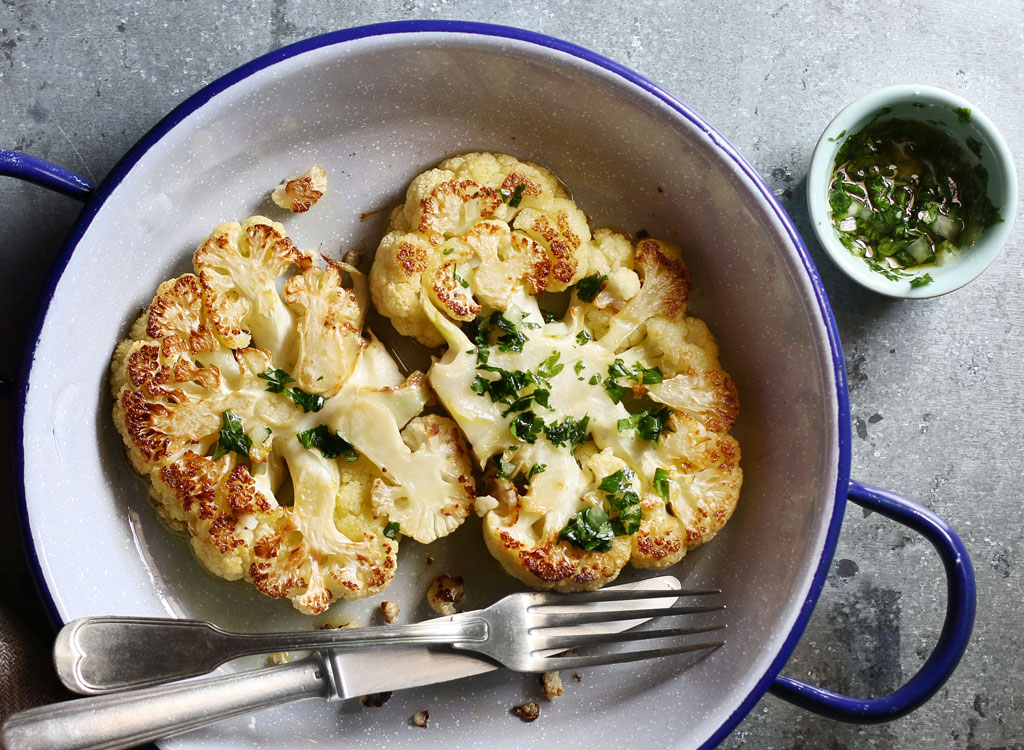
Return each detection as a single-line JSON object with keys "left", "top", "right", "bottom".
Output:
{"left": 1, "top": 656, "right": 328, "bottom": 750}
{"left": 58, "top": 615, "right": 487, "bottom": 694}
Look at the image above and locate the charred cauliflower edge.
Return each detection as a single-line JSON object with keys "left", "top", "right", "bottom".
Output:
{"left": 370, "top": 152, "right": 742, "bottom": 592}
{"left": 111, "top": 215, "right": 477, "bottom": 615}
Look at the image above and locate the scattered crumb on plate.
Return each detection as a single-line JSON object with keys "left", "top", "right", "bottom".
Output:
{"left": 271, "top": 165, "right": 327, "bottom": 212}
{"left": 411, "top": 710, "right": 429, "bottom": 728}
{"left": 511, "top": 701, "right": 540, "bottom": 722}
{"left": 540, "top": 670, "right": 564, "bottom": 700}
{"left": 381, "top": 600, "right": 400, "bottom": 624}
{"left": 360, "top": 692, "right": 392, "bottom": 708}
{"left": 427, "top": 574, "right": 465, "bottom": 616}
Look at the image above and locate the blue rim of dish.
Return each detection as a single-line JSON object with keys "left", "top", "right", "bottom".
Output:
{"left": 13, "top": 20, "right": 851, "bottom": 748}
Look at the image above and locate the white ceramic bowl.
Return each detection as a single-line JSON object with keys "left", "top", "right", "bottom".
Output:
{"left": 807, "top": 84, "right": 1017, "bottom": 298}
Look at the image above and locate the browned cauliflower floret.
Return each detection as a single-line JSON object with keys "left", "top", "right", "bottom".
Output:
{"left": 283, "top": 259, "right": 366, "bottom": 396}
{"left": 421, "top": 218, "right": 741, "bottom": 589}
{"left": 369, "top": 153, "right": 591, "bottom": 347}
{"left": 111, "top": 217, "right": 476, "bottom": 614}
{"left": 271, "top": 165, "right": 327, "bottom": 213}
{"left": 194, "top": 216, "right": 312, "bottom": 356}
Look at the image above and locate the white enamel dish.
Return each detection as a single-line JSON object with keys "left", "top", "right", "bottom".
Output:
{"left": 5, "top": 21, "right": 974, "bottom": 749}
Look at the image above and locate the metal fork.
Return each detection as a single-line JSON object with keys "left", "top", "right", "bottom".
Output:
{"left": 57, "top": 585, "right": 725, "bottom": 694}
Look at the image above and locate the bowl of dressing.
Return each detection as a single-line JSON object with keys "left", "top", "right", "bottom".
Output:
{"left": 807, "top": 84, "right": 1017, "bottom": 297}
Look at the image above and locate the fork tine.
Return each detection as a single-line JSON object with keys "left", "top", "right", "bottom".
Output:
{"left": 531, "top": 603, "right": 725, "bottom": 629}
{"left": 528, "top": 587, "right": 720, "bottom": 607}
{"left": 538, "top": 639, "right": 725, "bottom": 670}
{"left": 531, "top": 623, "right": 726, "bottom": 652}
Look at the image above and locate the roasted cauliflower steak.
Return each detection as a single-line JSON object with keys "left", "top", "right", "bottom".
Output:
{"left": 372, "top": 153, "right": 742, "bottom": 592}
{"left": 111, "top": 215, "right": 475, "bottom": 614}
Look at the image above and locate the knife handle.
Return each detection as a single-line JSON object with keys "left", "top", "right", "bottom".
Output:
{"left": 0, "top": 656, "right": 329, "bottom": 750}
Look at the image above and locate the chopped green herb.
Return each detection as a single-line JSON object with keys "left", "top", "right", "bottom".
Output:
{"left": 258, "top": 367, "right": 295, "bottom": 393}
{"left": 536, "top": 351, "right": 564, "bottom": 380}
{"left": 383, "top": 522, "right": 401, "bottom": 539}
{"left": 544, "top": 415, "right": 590, "bottom": 448}
{"left": 953, "top": 107, "right": 971, "bottom": 124}
{"left": 287, "top": 387, "right": 325, "bottom": 413}
{"left": 213, "top": 409, "right": 252, "bottom": 460}
{"left": 596, "top": 469, "right": 643, "bottom": 536}
{"left": 634, "top": 362, "right": 664, "bottom": 384}
{"left": 603, "top": 379, "right": 628, "bottom": 403}
{"left": 500, "top": 183, "right": 527, "bottom": 208}
{"left": 618, "top": 407, "right": 673, "bottom": 444}
{"left": 589, "top": 373, "right": 602, "bottom": 385}
{"left": 509, "top": 411, "right": 545, "bottom": 444}
{"left": 540, "top": 308, "right": 558, "bottom": 323}
{"left": 492, "top": 454, "right": 516, "bottom": 479}
{"left": 453, "top": 269, "right": 470, "bottom": 288}
{"left": 262, "top": 427, "right": 273, "bottom": 443}
{"left": 609, "top": 495, "right": 643, "bottom": 536}
{"left": 608, "top": 359, "right": 632, "bottom": 380}
{"left": 559, "top": 506, "right": 614, "bottom": 552}
{"left": 296, "top": 425, "right": 358, "bottom": 461}
{"left": 653, "top": 468, "right": 671, "bottom": 503}
{"left": 260, "top": 367, "right": 324, "bottom": 412}
{"left": 910, "top": 273, "right": 934, "bottom": 288}
{"left": 573, "top": 361, "right": 586, "bottom": 376}
{"left": 575, "top": 330, "right": 592, "bottom": 345}
{"left": 442, "top": 247, "right": 455, "bottom": 255}
{"left": 827, "top": 129, "right": 848, "bottom": 143}
{"left": 529, "top": 463, "right": 547, "bottom": 479}
{"left": 598, "top": 467, "right": 636, "bottom": 494}
{"left": 576, "top": 273, "right": 607, "bottom": 303}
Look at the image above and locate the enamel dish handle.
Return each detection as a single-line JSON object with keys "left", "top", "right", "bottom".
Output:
{"left": 0, "top": 150, "right": 94, "bottom": 201}
{"left": 769, "top": 480, "right": 976, "bottom": 723}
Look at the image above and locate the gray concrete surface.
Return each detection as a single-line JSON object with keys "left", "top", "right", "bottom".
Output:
{"left": 1, "top": 1, "right": 1021, "bottom": 747}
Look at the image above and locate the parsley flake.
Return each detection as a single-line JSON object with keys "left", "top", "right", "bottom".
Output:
{"left": 559, "top": 506, "right": 614, "bottom": 552}
{"left": 383, "top": 522, "right": 401, "bottom": 539}
{"left": 576, "top": 273, "right": 607, "bottom": 303}
{"left": 509, "top": 411, "right": 545, "bottom": 444}
{"left": 653, "top": 468, "right": 671, "bottom": 503}
{"left": 258, "top": 367, "right": 295, "bottom": 393}
{"left": 213, "top": 409, "right": 252, "bottom": 460}
{"left": 296, "top": 425, "right": 358, "bottom": 461}
{"left": 544, "top": 415, "right": 590, "bottom": 448}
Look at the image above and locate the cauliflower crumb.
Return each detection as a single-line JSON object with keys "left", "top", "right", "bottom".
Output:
{"left": 411, "top": 710, "right": 429, "bottom": 728}
{"left": 360, "top": 692, "right": 392, "bottom": 708}
{"left": 540, "top": 670, "right": 564, "bottom": 700}
{"left": 427, "top": 574, "right": 465, "bottom": 616}
{"left": 380, "top": 600, "right": 400, "bottom": 624}
{"left": 271, "top": 165, "right": 327, "bottom": 213}
{"left": 267, "top": 652, "right": 292, "bottom": 666}
{"left": 511, "top": 701, "right": 540, "bottom": 722}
